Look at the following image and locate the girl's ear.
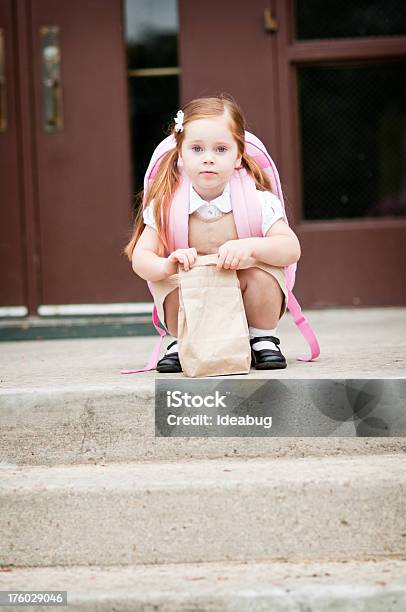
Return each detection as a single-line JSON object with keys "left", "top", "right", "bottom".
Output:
{"left": 235, "top": 156, "right": 242, "bottom": 169}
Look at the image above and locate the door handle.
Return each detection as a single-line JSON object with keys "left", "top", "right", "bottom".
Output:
{"left": 40, "top": 25, "right": 63, "bottom": 132}
{"left": 0, "top": 28, "right": 7, "bottom": 132}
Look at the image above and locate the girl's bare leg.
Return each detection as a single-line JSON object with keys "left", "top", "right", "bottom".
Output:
{"left": 163, "top": 288, "right": 179, "bottom": 337}
{"left": 237, "top": 267, "right": 283, "bottom": 329}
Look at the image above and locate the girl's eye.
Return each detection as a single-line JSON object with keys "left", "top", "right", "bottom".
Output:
{"left": 191, "top": 145, "right": 227, "bottom": 152}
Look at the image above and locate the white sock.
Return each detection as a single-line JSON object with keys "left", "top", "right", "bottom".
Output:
{"left": 165, "top": 338, "right": 178, "bottom": 355}
{"left": 249, "top": 326, "right": 279, "bottom": 351}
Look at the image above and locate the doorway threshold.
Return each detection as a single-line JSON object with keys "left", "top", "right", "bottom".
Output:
{"left": 0, "top": 314, "right": 158, "bottom": 342}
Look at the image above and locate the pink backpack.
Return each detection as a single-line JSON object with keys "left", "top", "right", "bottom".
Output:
{"left": 122, "top": 130, "right": 320, "bottom": 374}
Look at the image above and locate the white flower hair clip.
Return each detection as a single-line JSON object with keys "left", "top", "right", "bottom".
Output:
{"left": 174, "top": 109, "right": 184, "bottom": 133}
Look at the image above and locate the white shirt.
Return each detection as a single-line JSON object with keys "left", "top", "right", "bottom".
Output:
{"left": 142, "top": 181, "right": 285, "bottom": 236}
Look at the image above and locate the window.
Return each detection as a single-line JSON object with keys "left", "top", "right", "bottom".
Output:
{"left": 295, "top": 0, "right": 406, "bottom": 40}
{"left": 298, "top": 60, "right": 406, "bottom": 220}
{"left": 124, "top": 0, "right": 180, "bottom": 207}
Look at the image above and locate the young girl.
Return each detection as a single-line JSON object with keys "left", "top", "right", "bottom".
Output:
{"left": 125, "top": 95, "right": 301, "bottom": 373}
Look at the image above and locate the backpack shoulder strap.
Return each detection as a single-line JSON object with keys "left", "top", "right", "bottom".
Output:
{"left": 230, "top": 168, "right": 262, "bottom": 238}
{"left": 169, "top": 169, "right": 190, "bottom": 251}
{"left": 287, "top": 290, "right": 320, "bottom": 361}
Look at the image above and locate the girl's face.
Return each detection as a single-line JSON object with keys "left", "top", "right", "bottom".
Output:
{"left": 180, "top": 114, "right": 242, "bottom": 201}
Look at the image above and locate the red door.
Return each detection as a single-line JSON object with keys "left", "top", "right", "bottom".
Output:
{"left": 179, "top": 0, "right": 406, "bottom": 308}
{"left": 275, "top": 0, "right": 406, "bottom": 307}
{"left": 0, "top": 0, "right": 26, "bottom": 311}
{"left": 0, "top": 0, "right": 145, "bottom": 314}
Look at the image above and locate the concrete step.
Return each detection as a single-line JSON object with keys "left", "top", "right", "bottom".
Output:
{"left": 1, "top": 559, "right": 406, "bottom": 611}
{"left": 1, "top": 307, "right": 405, "bottom": 465}
{"left": 1, "top": 455, "right": 405, "bottom": 567}
{"left": 1, "top": 308, "right": 405, "bottom": 386}
{"left": 1, "top": 382, "right": 405, "bottom": 466}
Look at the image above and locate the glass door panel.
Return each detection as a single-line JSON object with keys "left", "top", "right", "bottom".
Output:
{"left": 295, "top": 0, "right": 406, "bottom": 40}
{"left": 124, "top": 0, "right": 180, "bottom": 205}
{"left": 298, "top": 60, "right": 406, "bottom": 220}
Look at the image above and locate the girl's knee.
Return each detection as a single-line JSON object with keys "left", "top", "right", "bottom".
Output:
{"left": 238, "top": 267, "right": 278, "bottom": 290}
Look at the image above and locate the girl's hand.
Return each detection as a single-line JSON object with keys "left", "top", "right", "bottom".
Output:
{"left": 217, "top": 239, "right": 256, "bottom": 270}
{"left": 167, "top": 247, "right": 198, "bottom": 272}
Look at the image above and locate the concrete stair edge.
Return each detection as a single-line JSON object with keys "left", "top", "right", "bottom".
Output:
{"left": 2, "top": 382, "right": 406, "bottom": 466}
{"left": 0, "top": 560, "right": 406, "bottom": 612}
{"left": 1, "top": 455, "right": 406, "bottom": 567}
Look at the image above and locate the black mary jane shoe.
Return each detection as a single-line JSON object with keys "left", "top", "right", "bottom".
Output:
{"left": 250, "top": 336, "right": 287, "bottom": 370}
{"left": 156, "top": 340, "right": 183, "bottom": 373}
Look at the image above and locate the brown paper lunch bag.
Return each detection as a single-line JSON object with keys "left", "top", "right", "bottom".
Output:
{"left": 177, "top": 254, "right": 251, "bottom": 377}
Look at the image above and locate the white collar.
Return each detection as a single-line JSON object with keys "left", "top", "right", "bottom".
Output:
{"left": 189, "top": 182, "right": 231, "bottom": 214}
